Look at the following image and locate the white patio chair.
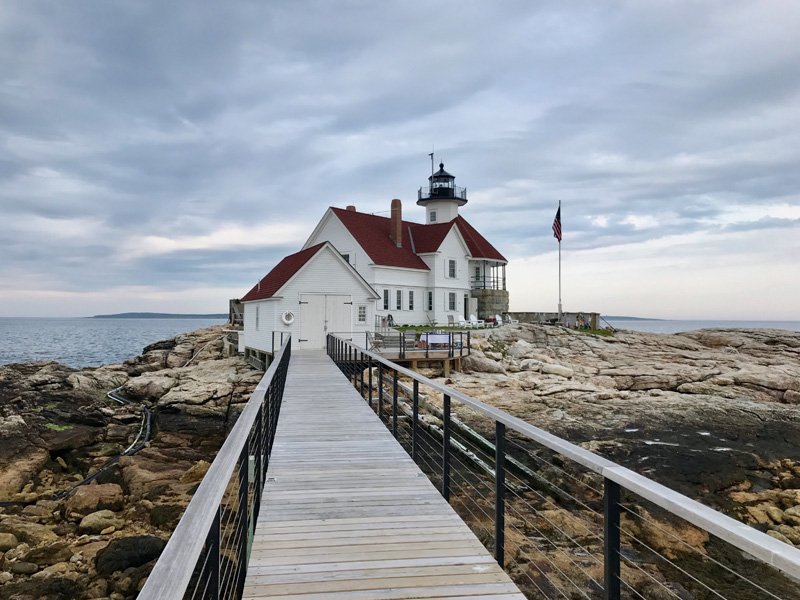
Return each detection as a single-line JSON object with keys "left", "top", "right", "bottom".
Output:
{"left": 469, "top": 314, "right": 485, "bottom": 328}
{"left": 458, "top": 314, "right": 468, "bottom": 328}
{"left": 494, "top": 314, "right": 503, "bottom": 327}
{"left": 447, "top": 314, "right": 455, "bottom": 326}
{"left": 504, "top": 314, "right": 519, "bottom": 324}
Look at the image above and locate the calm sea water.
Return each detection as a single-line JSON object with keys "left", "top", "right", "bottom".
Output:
{"left": 0, "top": 317, "right": 227, "bottom": 369}
{"left": 604, "top": 318, "right": 800, "bottom": 334}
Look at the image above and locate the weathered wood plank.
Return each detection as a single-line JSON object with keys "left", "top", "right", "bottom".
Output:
{"left": 242, "top": 350, "right": 525, "bottom": 600}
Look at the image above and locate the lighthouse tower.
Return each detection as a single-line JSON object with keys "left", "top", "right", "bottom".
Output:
{"left": 417, "top": 162, "right": 468, "bottom": 225}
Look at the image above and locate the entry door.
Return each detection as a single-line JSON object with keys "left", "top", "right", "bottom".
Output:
{"left": 298, "top": 294, "right": 352, "bottom": 349}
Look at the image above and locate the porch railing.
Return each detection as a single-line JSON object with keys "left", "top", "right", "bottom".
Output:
{"left": 138, "top": 336, "right": 291, "bottom": 600}
{"left": 334, "top": 330, "right": 471, "bottom": 360}
{"left": 327, "top": 334, "right": 800, "bottom": 600}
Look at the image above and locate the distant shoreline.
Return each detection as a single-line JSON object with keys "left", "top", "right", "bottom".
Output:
{"left": 89, "top": 312, "right": 228, "bottom": 319}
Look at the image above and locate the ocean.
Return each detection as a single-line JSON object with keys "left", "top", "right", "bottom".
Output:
{"left": 0, "top": 317, "right": 228, "bottom": 369}
{"left": 604, "top": 318, "right": 800, "bottom": 334}
{"left": 2, "top": 317, "right": 799, "bottom": 370}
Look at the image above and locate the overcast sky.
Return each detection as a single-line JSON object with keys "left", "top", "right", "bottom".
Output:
{"left": 1, "top": 1, "right": 798, "bottom": 319}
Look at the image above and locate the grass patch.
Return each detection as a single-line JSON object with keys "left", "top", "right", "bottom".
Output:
{"left": 44, "top": 423, "right": 73, "bottom": 431}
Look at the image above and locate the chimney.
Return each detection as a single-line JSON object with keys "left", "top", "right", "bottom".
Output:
{"left": 390, "top": 199, "right": 402, "bottom": 247}
{"left": 346, "top": 205, "right": 356, "bottom": 211}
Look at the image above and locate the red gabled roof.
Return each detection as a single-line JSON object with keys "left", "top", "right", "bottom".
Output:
{"left": 241, "top": 243, "right": 325, "bottom": 301}
{"left": 453, "top": 216, "right": 507, "bottom": 262}
{"left": 331, "top": 208, "right": 429, "bottom": 270}
{"left": 329, "top": 207, "right": 507, "bottom": 266}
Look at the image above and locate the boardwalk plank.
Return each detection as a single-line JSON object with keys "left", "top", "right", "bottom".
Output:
{"left": 242, "top": 350, "right": 525, "bottom": 600}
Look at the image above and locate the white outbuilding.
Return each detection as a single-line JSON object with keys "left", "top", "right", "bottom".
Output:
{"left": 240, "top": 241, "right": 380, "bottom": 361}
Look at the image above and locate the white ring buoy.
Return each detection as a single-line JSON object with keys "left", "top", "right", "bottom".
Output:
{"left": 281, "top": 311, "right": 295, "bottom": 325}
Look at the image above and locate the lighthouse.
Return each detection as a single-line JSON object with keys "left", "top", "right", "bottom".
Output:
{"left": 417, "top": 162, "right": 468, "bottom": 225}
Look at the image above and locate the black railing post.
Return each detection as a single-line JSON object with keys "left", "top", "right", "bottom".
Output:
{"left": 443, "top": 394, "right": 451, "bottom": 501}
{"left": 401, "top": 332, "right": 405, "bottom": 359}
{"left": 358, "top": 350, "right": 364, "bottom": 398}
{"left": 467, "top": 331, "right": 471, "bottom": 355}
{"left": 377, "top": 363, "right": 383, "bottom": 420}
{"left": 236, "top": 443, "right": 249, "bottom": 598}
{"left": 206, "top": 507, "right": 221, "bottom": 600}
{"left": 368, "top": 356, "right": 373, "bottom": 408}
{"left": 604, "top": 478, "right": 621, "bottom": 600}
{"left": 412, "top": 380, "right": 419, "bottom": 462}
{"left": 495, "top": 422, "right": 505, "bottom": 567}
{"left": 392, "top": 370, "right": 398, "bottom": 439}
{"left": 253, "top": 407, "right": 263, "bottom": 522}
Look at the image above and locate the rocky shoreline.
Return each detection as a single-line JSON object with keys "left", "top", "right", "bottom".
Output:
{"left": 0, "top": 325, "right": 261, "bottom": 600}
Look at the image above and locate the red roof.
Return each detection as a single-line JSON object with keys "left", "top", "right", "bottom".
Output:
{"left": 241, "top": 243, "right": 325, "bottom": 301}
{"left": 331, "top": 207, "right": 506, "bottom": 266}
{"left": 331, "top": 208, "right": 429, "bottom": 270}
{"left": 453, "top": 215, "right": 507, "bottom": 261}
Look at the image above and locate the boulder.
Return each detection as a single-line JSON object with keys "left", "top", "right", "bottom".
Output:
{"left": 461, "top": 355, "right": 506, "bottom": 374}
{"left": 484, "top": 351, "right": 503, "bottom": 361}
{"left": 64, "top": 483, "right": 125, "bottom": 516}
{"left": 179, "top": 460, "right": 211, "bottom": 483}
{"left": 541, "top": 363, "right": 574, "bottom": 378}
{"left": 506, "top": 340, "right": 534, "bottom": 359}
{"left": 0, "top": 448, "right": 49, "bottom": 499}
{"left": 11, "top": 561, "right": 39, "bottom": 574}
{"left": 520, "top": 359, "right": 543, "bottom": 372}
{"left": 784, "top": 390, "right": 800, "bottom": 404}
{"left": 95, "top": 536, "right": 166, "bottom": 576}
{"left": 78, "top": 510, "right": 125, "bottom": 534}
{"left": 0, "top": 414, "right": 27, "bottom": 435}
{"left": 24, "top": 541, "right": 73, "bottom": 566}
{"left": 0, "top": 517, "right": 58, "bottom": 545}
{"left": 0, "top": 532, "right": 19, "bottom": 551}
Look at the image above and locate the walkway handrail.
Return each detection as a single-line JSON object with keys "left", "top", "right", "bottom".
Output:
{"left": 327, "top": 334, "right": 800, "bottom": 582}
{"left": 139, "top": 336, "right": 291, "bottom": 600}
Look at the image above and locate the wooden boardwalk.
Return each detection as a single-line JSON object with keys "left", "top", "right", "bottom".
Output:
{"left": 242, "top": 350, "right": 526, "bottom": 600}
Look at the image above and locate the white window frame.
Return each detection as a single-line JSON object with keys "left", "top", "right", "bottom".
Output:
{"left": 430, "top": 210, "right": 437, "bottom": 223}
{"left": 383, "top": 289, "right": 389, "bottom": 310}
{"left": 448, "top": 292, "right": 456, "bottom": 311}
{"left": 396, "top": 289, "right": 402, "bottom": 310}
{"left": 427, "top": 291, "right": 433, "bottom": 311}
{"left": 408, "top": 290, "right": 414, "bottom": 311}
{"left": 448, "top": 258, "right": 457, "bottom": 279}
{"left": 357, "top": 306, "right": 366, "bottom": 323}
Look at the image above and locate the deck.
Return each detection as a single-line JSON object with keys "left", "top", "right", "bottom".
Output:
{"left": 242, "top": 350, "right": 525, "bottom": 600}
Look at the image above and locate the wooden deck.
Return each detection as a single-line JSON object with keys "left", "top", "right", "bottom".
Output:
{"left": 243, "top": 350, "right": 526, "bottom": 600}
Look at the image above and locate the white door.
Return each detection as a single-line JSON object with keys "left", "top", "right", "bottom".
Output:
{"left": 298, "top": 294, "right": 352, "bottom": 349}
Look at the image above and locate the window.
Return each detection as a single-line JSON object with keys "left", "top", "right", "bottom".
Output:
{"left": 341, "top": 253, "right": 350, "bottom": 263}
{"left": 448, "top": 292, "right": 456, "bottom": 311}
{"left": 448, "top": 259, "right": 456, "bottom": 279}
{"left": 430, "top": 210, "right": 437, "bottom": 223}
{"left": 427, "top": 291, "right": 433, "bottom": 311}
{"left": 358, "top": 306, "right": 366, "bottom": 323}
{"left": 255, "top": 306, "right": 260, "bottom": 330}
{"left": 475, "top": 265, "right": 480, "bottom": 279}
{"left": 408, "top": 290, "right": 414, "bottom": 311}
{"left": 383, "top": 289, "right": 389, "bottom": 310}
{"left": 396, "top": 289, "right": 402, "bottom": 310}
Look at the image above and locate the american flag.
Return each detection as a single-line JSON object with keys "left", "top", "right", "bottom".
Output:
{"left": 552, "top": 206, "right": 562, "bottom": 242}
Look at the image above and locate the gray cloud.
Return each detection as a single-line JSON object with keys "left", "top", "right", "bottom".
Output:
{"left": 1, "top": 0, "right": 798, "bottom": 316}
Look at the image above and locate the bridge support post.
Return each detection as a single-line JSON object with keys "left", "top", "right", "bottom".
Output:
{"left": 392, "top": 370, "right": 398, "bottom": 438}
{"left": 236, "top": 444, "right": 249, "bottom": 599}
{"left": 604, "top": 478, "right": 621, "bottom": 600}
{"left": 443, "top": 394, "right": 451, "bottom": 502}
{"left": 206, "top": 508, "right": 221, "bottom": 600}
{"left": 377, "top": 363, "right": 383, "bottom": 420}
{"left": 494, "top": 422, "right": 505, "bottom": 567}
{"left": 368, "top": 357, "right": 373, "bottom": 408}
{"left": 412, "top": 380, "right": 419, "bottom": 462}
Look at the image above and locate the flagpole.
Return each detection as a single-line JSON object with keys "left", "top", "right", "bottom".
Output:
{"left": 558, "top": 200, "right": 562, "bottom": 321}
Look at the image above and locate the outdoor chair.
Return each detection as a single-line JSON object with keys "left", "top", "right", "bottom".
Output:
{"left": 504, "top": 314, "right": 519, "bottom": 324}
{"left": 494, "top": 314, "right": 503, "bottom": 327}
{"left": 458, "top": 314, "right": 468, "bottom": 328}
{"left": 469, "top": 314, "right": 486, "bottom": 328}
{"left": 447, "top": 314, "right": 456, "bottom": 326}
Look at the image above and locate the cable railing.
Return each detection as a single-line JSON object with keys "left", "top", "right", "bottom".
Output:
{"left": 138, "top": 336, "right": 291, "bottom": 600}
{"left": 327, "top": 334, "right": 800, "bottom": 600}
{"left": 333, "top": 329, "right": 471, "bottom": 360}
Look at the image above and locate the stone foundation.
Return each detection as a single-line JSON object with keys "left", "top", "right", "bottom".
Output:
{"left": 471, "top": 289, "right": 509, "bottom": 319}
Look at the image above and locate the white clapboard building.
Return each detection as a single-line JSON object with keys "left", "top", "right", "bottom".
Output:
{"left": 240, "top": 163, "right": 507, "bottom": 355}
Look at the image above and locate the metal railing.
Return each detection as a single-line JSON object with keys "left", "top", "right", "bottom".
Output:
{"left": 418, "top": 183, "right": 468, "bottom": 201}
{"left": 138, "top": 336, "right": 291, "bottom": 600}
{"left": 327, "top": 334, "right": 800, "bottom": 600}
{"left": 471, "top": 274, "right": 506, "bottom": 290}
{"left": 344, "top": 330, "right": 471, "bottom": 360}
